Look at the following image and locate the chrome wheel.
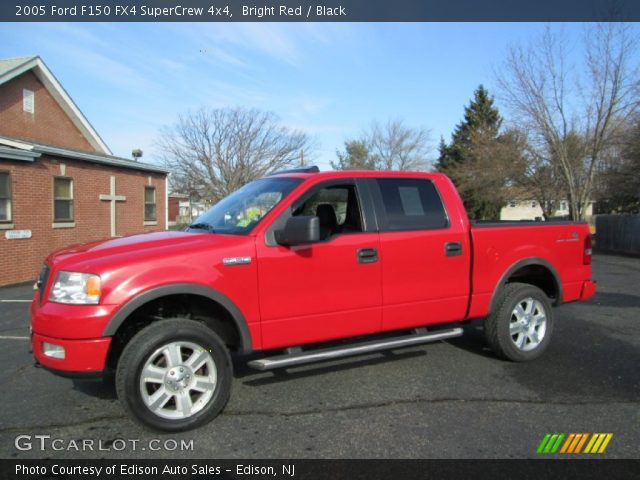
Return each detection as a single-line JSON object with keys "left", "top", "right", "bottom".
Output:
{"left": 139, "top": 341, "right": 217, "bottom": 420}
{"left": 509, "top": 297, "right": 547, "bottom": 352}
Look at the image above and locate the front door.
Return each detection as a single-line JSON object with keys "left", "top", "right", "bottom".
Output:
{"left": 256, "top": 180, "right": 382, "bottom": 349}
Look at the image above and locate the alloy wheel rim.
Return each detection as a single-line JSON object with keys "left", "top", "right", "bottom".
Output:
{"left": 139, "top": 341, "right": 217, "bottom": 420}
{"left": 509, "top": 297, "right": 547, "bottom": 352}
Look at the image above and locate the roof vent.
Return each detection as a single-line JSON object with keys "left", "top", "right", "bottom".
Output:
{"left": 23, "top": 89, "right": 34, "bottom": 113}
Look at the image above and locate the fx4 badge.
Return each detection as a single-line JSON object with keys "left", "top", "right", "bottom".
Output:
{"left": 223, "top": 257, "right": 252, "bottom": 266}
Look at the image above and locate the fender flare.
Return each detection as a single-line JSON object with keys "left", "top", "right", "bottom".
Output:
{"left": 489, "top": 257, "right": 563, "bottom": 314}
{"left": 102, "top": 283, "right": 253, "bottom": 353}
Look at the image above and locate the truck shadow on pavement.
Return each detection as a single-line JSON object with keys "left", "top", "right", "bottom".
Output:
{"left": 68, "top": 350, "right": 429, "bottom": 398}
{"left": 71, "top": 376, "right": 118, "bottom": 400}
{"left": 445, "top": 320, "right": 497, "bottom": 359}
{"left": 589, "top": 291, "right": 640, "bottom": 308}
{"left": 447, "top": 311, "right": 640, "bottom": 403}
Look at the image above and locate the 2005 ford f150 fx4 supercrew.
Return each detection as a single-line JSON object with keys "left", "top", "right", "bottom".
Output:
{"left": 31, "top": 167, "right": 596, "bottom": 431}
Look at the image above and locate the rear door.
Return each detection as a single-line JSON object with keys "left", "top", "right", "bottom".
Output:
{"left": 370, "top": 177, "right": 471, "bottom": 331}
{"left": 256, "top": 179, "right": 382, "bottom": 349}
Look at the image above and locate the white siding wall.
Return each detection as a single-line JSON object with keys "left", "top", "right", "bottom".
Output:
{"left": 500, "top": 200, "right": 593, "bottom": 221}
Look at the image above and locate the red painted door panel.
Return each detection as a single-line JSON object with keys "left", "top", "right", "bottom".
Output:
{"left": 380, "top": 229, "right": 470, "bottom": 330}
{"left": 372, "top": 177, "right": 471, "bottom": 331}
{"left": 256, "top": 233, "right": 382, "bottom": 349}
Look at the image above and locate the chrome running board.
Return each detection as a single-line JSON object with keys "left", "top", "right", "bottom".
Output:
{"left": 248, "top": 327, "right": 463, "bottom": 371}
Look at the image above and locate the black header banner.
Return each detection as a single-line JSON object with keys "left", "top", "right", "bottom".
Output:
{"left": 2, "top": 0, "right": 640, "bottom": 22}
{"left": 3, "top": 459, "right": 640, "bottom": 480}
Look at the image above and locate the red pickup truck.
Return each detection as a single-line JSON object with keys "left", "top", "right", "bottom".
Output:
{"left": 31, "top": 168, "right": 596, "bottom": 431}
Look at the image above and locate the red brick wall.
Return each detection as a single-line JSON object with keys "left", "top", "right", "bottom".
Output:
{"left": 0, "top": 71, "right": 97, "bottom": 152}
{"left": 0, "top": 155, "right": 166, "bottom": 286}
{"left": 168, "top": 197, "right": 180, "bottom": 222}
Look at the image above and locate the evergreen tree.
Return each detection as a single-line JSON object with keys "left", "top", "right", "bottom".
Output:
{"left": 436, "top": 85, "right": 517, "bottom": 220}
{"left": 435, "top": 136, "right": 454, "bottom": 172}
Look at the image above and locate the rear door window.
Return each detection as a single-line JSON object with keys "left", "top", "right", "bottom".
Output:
{"left": 376, "top": 178, "right": 448, "bottom": 231}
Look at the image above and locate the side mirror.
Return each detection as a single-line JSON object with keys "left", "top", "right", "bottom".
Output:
{"left": 275, "top": 216, "right": 320, "bottom": 246}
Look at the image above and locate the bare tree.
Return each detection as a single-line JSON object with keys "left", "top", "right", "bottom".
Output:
{"left": 596, "top": 116, "right": 640, "bottom": 213}
{"left": 517, "top": 149, "right": 567, "bottom": 220}
{"left": 499, "top": 24, "right": 639, "bottom": 220}
{"left": 368, "top": 119, "right": 431, "bottom": 171}
{"left": 159, "top": 107, "right": 312, "bottom": 201}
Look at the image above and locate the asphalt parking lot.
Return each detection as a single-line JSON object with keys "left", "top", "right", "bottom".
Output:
{"left": 0, "top": 253, "right": 638, "bottom": 459}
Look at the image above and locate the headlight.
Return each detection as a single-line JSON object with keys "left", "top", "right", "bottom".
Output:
{"left": 49, "top": 271, "right": 101, "bottom": 305}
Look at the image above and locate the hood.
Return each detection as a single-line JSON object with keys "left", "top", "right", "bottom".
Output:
{"left": 41, "top": 230, "right": 258, "bottom": 307}
{"left": 46, "top": 231, "right": 247, "bottom": 272}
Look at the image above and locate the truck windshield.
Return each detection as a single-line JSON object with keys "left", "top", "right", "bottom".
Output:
{"left": 186, "top": 177, "right": 302, "bottom": 235}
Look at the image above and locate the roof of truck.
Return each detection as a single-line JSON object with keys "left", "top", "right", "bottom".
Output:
{"left": 268, "top": 166, "right": 443, "bottom": 180}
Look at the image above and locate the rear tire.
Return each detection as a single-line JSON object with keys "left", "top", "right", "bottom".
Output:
{"left": 116, "top": 318, "right": 232, "bottom": 431}
{"left": 484, "top": 282, "right": 554, "bottom": 362}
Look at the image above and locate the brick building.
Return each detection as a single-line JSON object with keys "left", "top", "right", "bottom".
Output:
{"left": 0, "top": 56, "right": 168, "bottom": 287}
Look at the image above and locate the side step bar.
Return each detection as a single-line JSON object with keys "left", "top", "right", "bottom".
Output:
{"left": 248, "top": 327, "right": 463, "bottom": 371}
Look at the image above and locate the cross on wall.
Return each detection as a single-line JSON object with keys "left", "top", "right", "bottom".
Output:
{"left": 99, "top": 176, "right": 126, "bottom": 237}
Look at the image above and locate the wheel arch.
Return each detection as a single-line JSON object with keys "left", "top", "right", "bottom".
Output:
{"left": 489, "top": 258, "right": 563, "bottom": 315}
{"left": 102, "top": 283, "right": 253, "bottom": 353}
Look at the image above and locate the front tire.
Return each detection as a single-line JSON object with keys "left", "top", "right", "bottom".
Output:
{"left": 484, "top": 282, "right": 554, "bottom": 362}
{"left": 116, "top": 319, "right": 232, "bottom": 431}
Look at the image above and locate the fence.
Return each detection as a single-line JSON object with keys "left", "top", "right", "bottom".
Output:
{"left": 595, "top": 214, "right": 640, "bottom": 255}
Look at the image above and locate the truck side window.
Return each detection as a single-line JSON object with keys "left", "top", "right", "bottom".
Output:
{"left": 293, "top": 185, "right": 364, "bottom": 239}
{"left": 376, "top": 178, "right": 448, "bottom": 231}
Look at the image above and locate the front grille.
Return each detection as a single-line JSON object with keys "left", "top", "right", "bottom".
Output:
{"left": 36, "top": 264, "right": 50, "bottom": 304}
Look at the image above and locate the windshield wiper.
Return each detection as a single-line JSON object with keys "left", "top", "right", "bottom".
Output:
{"left": 187, "top": 222, "right": 215, "bottom": 232}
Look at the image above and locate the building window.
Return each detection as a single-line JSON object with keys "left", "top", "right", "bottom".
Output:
{"left": 531, "top": 201, "right": 537, "bottom": 208}
{"left": 561, "top": 201, "right": 568, "bottom": 211}
{"left": 23, "top": 89, "right": 34, "bottom": 113}
{"left": 144, "top": 186, "right": 157, "bottom": 222}
{"left": 509, "top": 201, "right": 516, "bottom": 208}
{"left": 53, "top": 177, "right": 74, "bottom": 222}
{"left": 0, "top": 172, "right": 11, "bottom": 222}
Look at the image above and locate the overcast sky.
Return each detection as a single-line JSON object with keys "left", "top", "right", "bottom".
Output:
{"left": 2, "top": 22, "right": 637, "bottom": 169}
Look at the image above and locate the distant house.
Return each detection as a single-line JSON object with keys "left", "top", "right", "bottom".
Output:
{"left": 0, "top": 56, "right": 169, "bottom": 287}
{"left": 191, "top": 201, "right": 207, "bottom": 218}
{"left": 500, "top": 199, "right": 594, "bottom": 221}
{"left": 168, "top": 193, "right": 191, "bottom": 225}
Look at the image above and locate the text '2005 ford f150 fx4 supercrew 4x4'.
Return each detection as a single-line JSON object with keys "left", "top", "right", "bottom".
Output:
{"left": 31, "top": 167, "right": 596, "bottom": 431}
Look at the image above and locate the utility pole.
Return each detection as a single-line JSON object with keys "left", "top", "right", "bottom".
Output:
{"left": 300, "top": 149, "right": 304, "bottom": 166}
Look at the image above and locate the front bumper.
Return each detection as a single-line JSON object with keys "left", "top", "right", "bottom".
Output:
{"left": 31, "top": 333, "right": 111, "bottom": 374}
{"left": 30, "top": 292, "right": 116, "bottom": 375}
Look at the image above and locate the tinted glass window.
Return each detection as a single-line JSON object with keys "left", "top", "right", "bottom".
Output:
{"left": 376, "top": 178, "right": 448, "bottom": 230}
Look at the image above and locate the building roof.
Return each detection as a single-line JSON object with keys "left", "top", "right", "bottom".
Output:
{"left": 0, "top": 135, "right": 168, "bottom": 174}
{"left": 0, "top": 56, "right": 35, "bottom": 76}
{"left": 0, "top": 56, "right": 111, "bottom": 154}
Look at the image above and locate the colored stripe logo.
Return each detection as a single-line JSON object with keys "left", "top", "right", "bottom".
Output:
{"left": 537, "top": 433, "right": 613, "bottom": 454}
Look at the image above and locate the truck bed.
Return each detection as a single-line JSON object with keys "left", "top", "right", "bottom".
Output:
{"left": 467, "top": 221, "right": 592, "bottom": 319}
